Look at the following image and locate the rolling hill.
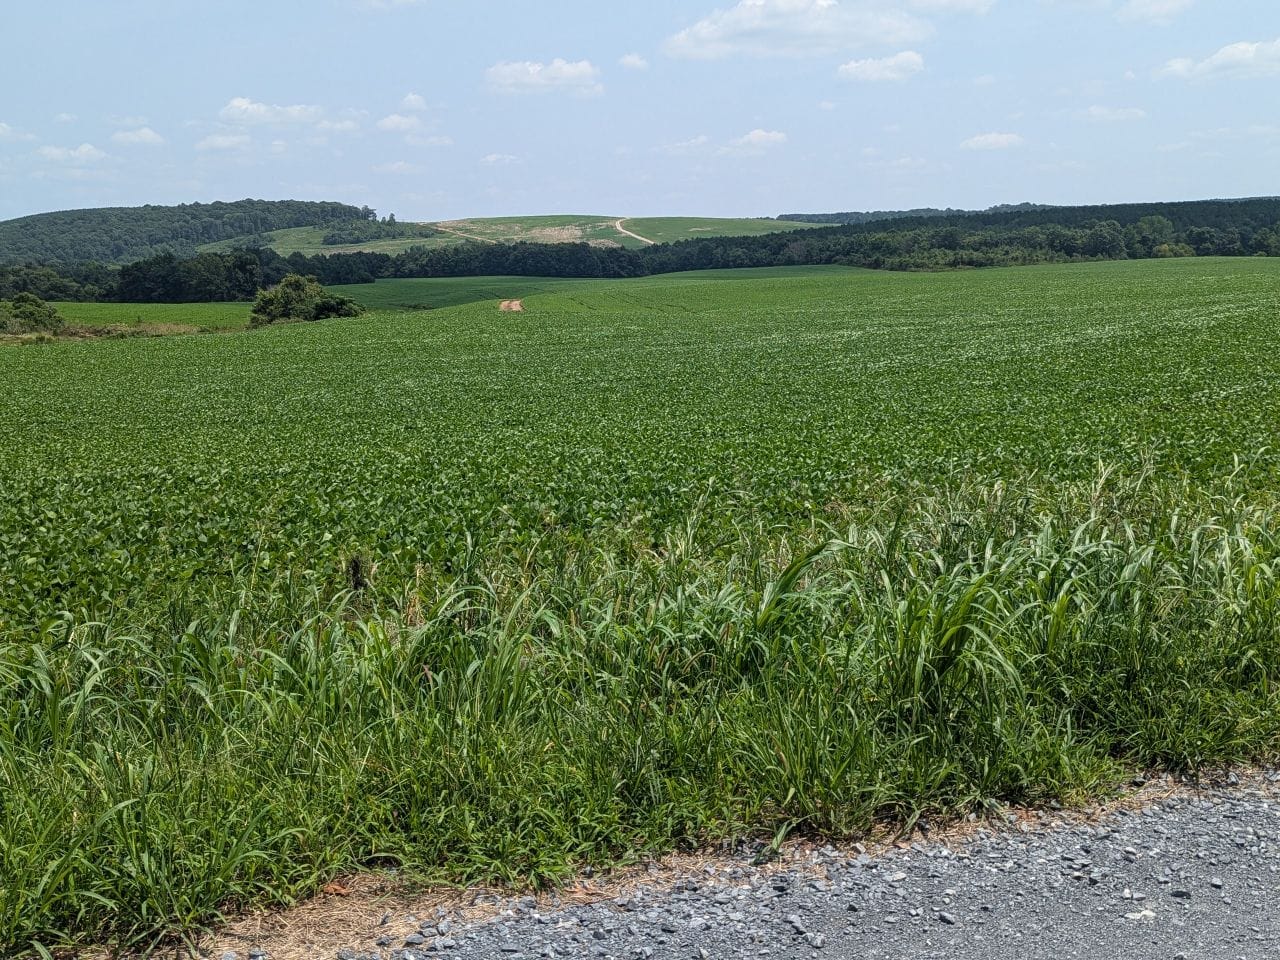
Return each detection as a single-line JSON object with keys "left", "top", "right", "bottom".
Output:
{"left": 0, "top": 199, "right": 365, "bottom": 265}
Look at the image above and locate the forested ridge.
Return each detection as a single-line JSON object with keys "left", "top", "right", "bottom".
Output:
{"left": 0, "top": 199, "right": 365, "bottom": 266}
{"left": 3, "top": 196, "right": 1279, "bottom": 303}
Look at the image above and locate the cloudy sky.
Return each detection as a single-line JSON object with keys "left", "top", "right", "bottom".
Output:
{"left": 1, "top": 0, "right": 1277, "bottom": 222}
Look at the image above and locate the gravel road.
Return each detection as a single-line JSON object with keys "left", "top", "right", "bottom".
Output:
{"left": 222, "top": 777, "right": 1280, "bottom": 960}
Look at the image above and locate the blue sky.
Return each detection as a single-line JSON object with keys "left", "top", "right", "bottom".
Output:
{"left": 1, "top": 0, "right": 1277, "bottom": 222}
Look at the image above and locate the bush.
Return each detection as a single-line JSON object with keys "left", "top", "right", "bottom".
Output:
{"left": 249, "top": 274, "right": 364, "bottom": 328}
{"left": 0, "top": 293, "right": 64, "bottom": 334}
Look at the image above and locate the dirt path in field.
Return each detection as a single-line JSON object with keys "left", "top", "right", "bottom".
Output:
{"left": 434, "top": 223, "right": 498, "bottom": 244}
{"left": 615, "top": 219, "right": 655, "bottom": 245}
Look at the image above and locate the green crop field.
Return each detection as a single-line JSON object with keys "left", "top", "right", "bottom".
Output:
{"left": 621, "top": 216, "right": 824, "bottom": 244}
{"left": 51, "top": 300, "right": 252, "bottom": 331}
{"left": 330, "top": 275, "right": 591, "bottom": 311}
{"left": 3, "top": 258, "right": 1280, "bottom": 955}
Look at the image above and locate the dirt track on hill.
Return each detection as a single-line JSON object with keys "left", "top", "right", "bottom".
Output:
{"left": 615, "top": 219, "right": 655, "bottom": 245}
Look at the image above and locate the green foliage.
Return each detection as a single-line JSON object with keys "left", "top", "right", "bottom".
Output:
{"left": 248, "top": 274, "right": 364, "bottom": 327}
{"left": 0, "top": 200, "right": 366, "bottom": 266}
{"left": 0, "top": 293, "right": 64, "bottom": 334}
{"left": 321, "top": 218, "right": 440, "bottom": 246}
{"left": 1, "top": 259, "right": 1279, "bottom": 953}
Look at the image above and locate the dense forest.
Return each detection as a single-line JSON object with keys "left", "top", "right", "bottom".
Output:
{"left": 0, "top": 199, "right": 366, "bottom": 265}
{"left": 2, "top": 197, "right": 1278, "bottom": 303}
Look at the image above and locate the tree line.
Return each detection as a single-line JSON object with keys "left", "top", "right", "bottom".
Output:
{"left": 2, "top": 198, "right": 1278, "bottom": 304}
{"left": 0, "top": 199, "right": 368, "bottom": 266}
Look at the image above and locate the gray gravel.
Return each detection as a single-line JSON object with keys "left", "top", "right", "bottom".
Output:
{"left": 326, "top": 778, "right": 1280, "bottom": 960}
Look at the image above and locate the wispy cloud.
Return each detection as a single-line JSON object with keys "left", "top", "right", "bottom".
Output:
{"left": 0, "top": 122, "right": 37, "bottom": 142}
{"left": 619, "top": 53, "right": 650, "bottom": 70}
{"left": 401, "top": 92, "right": 428, "bottom": 111}
{"left": 960, "top": 131, "right": 1024, "bottom": 150}
{"left": 666, "top": 0, "right": 932, "bottom": 59}
{"left": 37, "top": 143, "right": 108, "bottom": 163}
{"left": 377, "top": 113, "right": 421, "bottom": 132}
{"left": 480, "top": 152, "right": 520, "bottom": 165}
{"left": 219, "top": 97, "right": 323, "bottom": 125}
{"left": 656, "top": 134, "right": 711, "bottom": 156}
{"left": 486, "top": 59, "right": 603, "bottom": 96}
{"left": 1163, "top": 37, "right": 1280, "bottom": 80}
{"left": 723, "top": 128, "right": 788, "bottom": 154}
{"left": 111, "top": 126, "right": 165, "bottom": 145}
{"left": 838, "top": 50, "right": 924, "bottom": 81}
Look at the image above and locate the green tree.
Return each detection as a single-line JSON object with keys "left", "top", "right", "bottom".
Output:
{"left": 249, "top": 274, "right": 364, "bottom": 327}
{"left": 0, "top": 292, "right": 65, "bottom": 334}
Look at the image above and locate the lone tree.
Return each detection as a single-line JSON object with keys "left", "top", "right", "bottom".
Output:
{"left": 0, "top": 292, "right": 65, "bottom": 334}
{"left": 249, "top": 274, "right": 364, "bottom": 328}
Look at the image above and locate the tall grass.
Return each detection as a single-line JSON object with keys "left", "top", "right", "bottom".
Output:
{"left": 1, "top": 465, "right": 1278, "bottom": 955}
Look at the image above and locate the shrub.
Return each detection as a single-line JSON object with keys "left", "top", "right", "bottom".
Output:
{"left": 0, "top": 293, "right": 64, "bottom": 334}
{"left": 249, "top": 274, "right": 363, "bottom": 328}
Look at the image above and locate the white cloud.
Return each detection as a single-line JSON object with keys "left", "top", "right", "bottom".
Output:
{"left": 619, "top": 53, "right": 650, "bottom": 70}
{"left": 480, "top": 152, "right": 520, "bottom": 165}
{"left": 1116, "top": 0, "right": 1192, "bottom": 23}
{"left": 374, "top": 160, "right": 422, "bottom": 174}
{"left": 377, "top": 113, "right": 421, "bottom": 132}
{"left": 196, "top": 133, "right": 250, "bottom": 151}
{"left": 1084, "top": 105, "right": 1147, "bottom": 121}
{"left": 486, "top": 59, "right": 603, "bottom": 96}
{"left": 960, "top": 132, "right": 1024, "bottom": 149}
{"left": 53, "top": 113, "right": 77, "bottom": 124}
{"left": 665, "top": 0, "right": 951, "bottom": 59}
{"left": 219, "top": 97, "right": 323, "bottom": 125}
{"left": 1163, "top": 37, "right": 1280, "bottom": 80}
{"left": 838, "top": 50, "right": 924, "bottom": 81}
{"left": 725, "top": 128, "right": 788, "bottom": 153}
{"left": 37, "top": 143, "right": 107, "bottom": 163}
{"left": 0, "top": 122, "right": 37, "bottom": 142}
{"left": 111, "top": 126, "right": 165, "bottom": 145}
{"left": 401, "top": 92, "right": 428, "bottom": 111}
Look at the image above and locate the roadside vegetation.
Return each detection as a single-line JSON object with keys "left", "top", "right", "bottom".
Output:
{"left": 0, "top": 259, "right": 1277, "bottom": 954}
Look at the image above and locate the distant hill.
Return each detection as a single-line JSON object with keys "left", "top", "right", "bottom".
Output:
{"left": 202, "top": 215, "right": 829, "bottom": 257}
{"left": 0, "top": 199, "right": 365, "bottom": 265}
{"left": 777, "top": 203, "right": 1055, "bottom": 225}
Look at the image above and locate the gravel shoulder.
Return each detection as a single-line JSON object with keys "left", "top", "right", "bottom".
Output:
{"left": 204, "top": 773, "right": 1280, "bottom": 960}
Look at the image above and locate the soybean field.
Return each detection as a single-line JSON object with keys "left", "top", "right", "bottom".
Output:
{"left": 2, "top": 259, "right": 1279, "bottom": 955}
